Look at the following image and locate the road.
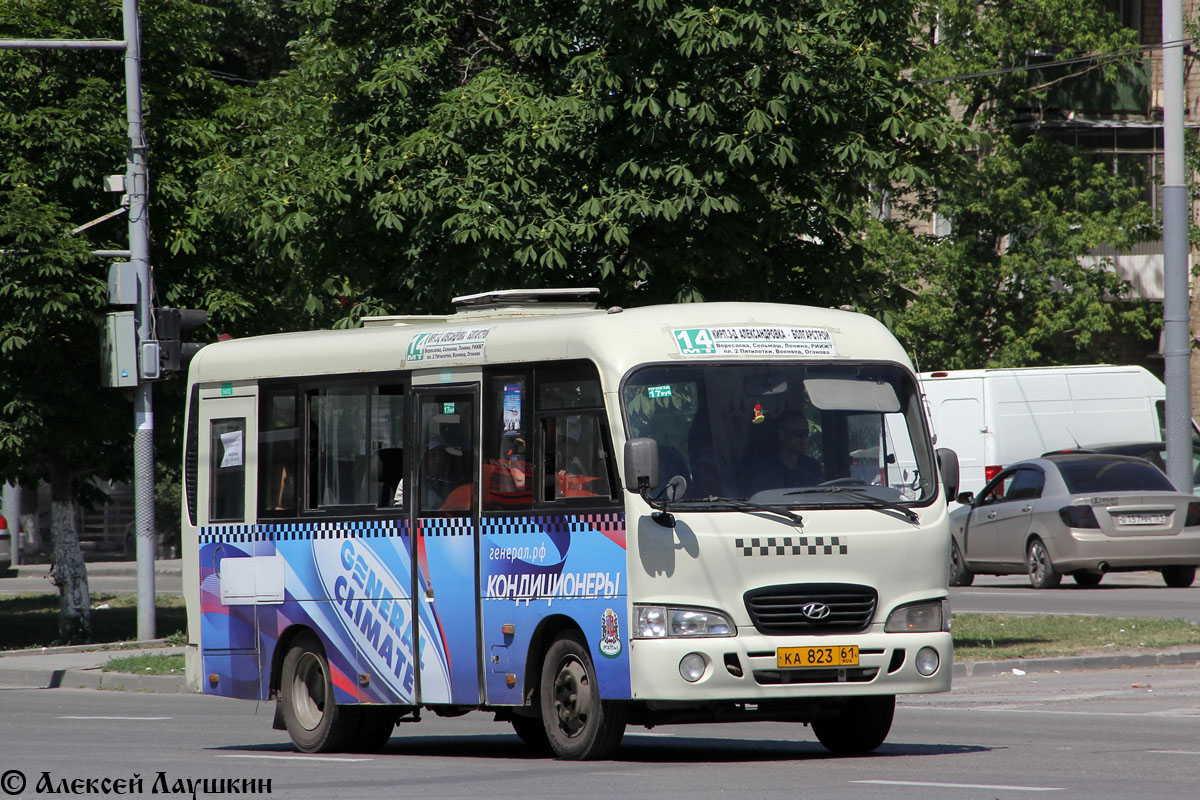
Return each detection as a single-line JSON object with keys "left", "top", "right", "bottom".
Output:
{"left": 0, "top": 565, "right": 182, "bottom": 597}
{"left": 5, "top": 565, "right": 1198, "bottom": 621}
{"left": 950, "top": 571, "right": 1200, "bottom": 621}
{"left": 2, "top": 664, "right": 1198, "bottom": 800}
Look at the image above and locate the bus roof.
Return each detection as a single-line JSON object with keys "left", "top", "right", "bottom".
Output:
{"left": 187, "top": 299, "right": 914, "bottom": 386}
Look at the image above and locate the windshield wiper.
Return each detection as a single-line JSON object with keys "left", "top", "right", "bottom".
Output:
{"left": 667, "top": 497, "right": 804, "bottom": 527}
{"left": 784, "top": 486, "right": 919, "bottom": 523}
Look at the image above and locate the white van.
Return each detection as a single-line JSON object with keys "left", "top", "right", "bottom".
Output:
{"left": 920, "top": 365, "right": 1169, "bottom": 500}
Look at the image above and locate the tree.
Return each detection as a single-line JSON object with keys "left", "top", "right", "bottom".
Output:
{"left": 0, "top": 0, "right": 232, "bottom": 641}
{"left": 186, "top": 0, "right": 966, "bottom": 321}
{"left": 868, "top": 0, "right": 1161, "bottom": 369}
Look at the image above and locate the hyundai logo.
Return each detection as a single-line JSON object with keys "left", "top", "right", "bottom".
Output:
{"left": 800, "top": 602, "right": 831, "bottom": 620}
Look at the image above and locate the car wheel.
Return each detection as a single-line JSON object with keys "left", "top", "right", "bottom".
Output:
{"left": 811, "top": 695, "right": 895, "bottom": 754}
{"left": 1161, "top": 565, "right": 1196, "bottom": 588}
{"left": 539, "top": 632, "right": 626, "bottom": 760}
{"left": 949, "top": 539, "right": 974, "bottom": 587}
{"left": 1072, "top": 571, "right": 1103, "bottom": 588}
{"left": 279, "top": 632, "right": 355, "bottom": 753}
{"left": 1027, "top": 538, "right": 1061, "bottom": 589}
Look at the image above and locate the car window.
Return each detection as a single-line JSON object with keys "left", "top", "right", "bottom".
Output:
{"left": 977, "top": 470, "right": 1018, "bottom": 505}
{"left": 1006, "top": 467, "right": 1045, "bottom": 501}
{"left": 1056, "top": 458, "right": 1176, "bottom": 494}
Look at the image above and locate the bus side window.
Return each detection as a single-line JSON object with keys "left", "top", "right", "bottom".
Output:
{"left": 542, "top": 412, "right": 613, "bottom": 500}
{"left": 483, "top": 375, "right": 532, "bottom": 511}
{"left": 535, "top": 362, "right": 615, "bottom": 503}
{"left": 307, "top": 386, "right": 371, "bottom": 508}
{"left": 259, "top": 389, "right": 298, "bottom": 515}
{"left": 373, "top": 385, "right": 405, "bottom": 508}
{"left": 210, "top": 418, "right": 246, "bottom": 522}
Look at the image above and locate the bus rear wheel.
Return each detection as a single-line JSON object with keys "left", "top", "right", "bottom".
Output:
{"left": 811, "top": 695, "right": 895, "bottom": 755}
{"left": 539, "top": 632, "right": 626, "bottom": 760}
{"left": 279, "top": 632, "right": 355, "bottom": 753}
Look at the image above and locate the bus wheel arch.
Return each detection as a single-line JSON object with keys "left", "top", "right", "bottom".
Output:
{"left": 270, "top": 624, "right": 316, "bottom": 701}
{"left": 521, "top": 614, "right": 581, "bottom": 707}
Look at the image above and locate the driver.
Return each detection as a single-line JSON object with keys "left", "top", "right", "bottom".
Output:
{"left": 744, "top": 409, "right": 824, "bottom": 494}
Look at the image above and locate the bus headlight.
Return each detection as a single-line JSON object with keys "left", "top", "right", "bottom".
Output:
{"left": 884, "top": 599, "right": 951, "bottom": 633}
{"left": 634, "top": 605, "right": 736, "bottom": 638}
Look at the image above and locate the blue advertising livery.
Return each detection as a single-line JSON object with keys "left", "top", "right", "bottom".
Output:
{"left": 198, "top": 511, "right": 630, "bottom": 706}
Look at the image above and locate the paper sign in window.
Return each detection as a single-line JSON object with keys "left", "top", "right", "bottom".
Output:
{"left": 220, "top": 430, "right": 244, "bottom": 468}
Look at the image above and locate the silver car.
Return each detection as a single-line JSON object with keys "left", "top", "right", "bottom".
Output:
{"left": 949, "top": 453, "right": 1200, "bottom": 589}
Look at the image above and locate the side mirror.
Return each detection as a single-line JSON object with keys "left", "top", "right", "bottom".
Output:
{"left": 956, "top": 491, "right": 975, "bottom": 506}
{"left": 936, "top": 447, "right": 960, "bottom": 500}
{"left": 623, "top": 438, "right": 660, "bottom": 493}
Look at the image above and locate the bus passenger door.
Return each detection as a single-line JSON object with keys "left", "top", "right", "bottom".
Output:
{"left": 195, "top": 385, "right": 269, "bottom": 699}
{"left": 411, "top": 384, "right": 480, "bottom": 706}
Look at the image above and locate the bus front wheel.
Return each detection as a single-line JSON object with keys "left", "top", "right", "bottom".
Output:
{"left": 539, "top": 632, "right": 626, "bottom": 760}
{"left": 811, "top": 695, "right": 895, "bottom": 755}
{"left": 279, "top": 632, "right": 355, "bottom": 753}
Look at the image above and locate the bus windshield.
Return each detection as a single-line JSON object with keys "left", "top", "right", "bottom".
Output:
{"left": 623, "top": 362, "right": 936, "bottom": 507}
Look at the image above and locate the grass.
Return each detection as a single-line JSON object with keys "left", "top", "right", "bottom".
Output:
{"left": 0, "top": 592, "right": 186, "bottom": 651}
{"left": 952, "top": 613, "right": 1200, "bottom": 661}
{"left": 102, "top": 653, "right": 185, "bottom": 674}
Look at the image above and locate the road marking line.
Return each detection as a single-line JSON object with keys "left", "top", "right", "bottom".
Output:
{"left": 1148, "top": 750, "right": 1200, "bottom": 755}
{"left": 216, "top": 755, "right": 373, "bottom": 763}
{"left": 853, "top": 780, "right": 1063, "bottom": 792}
{"left": 57, "top": 716, "right": 171, "bottom": 720}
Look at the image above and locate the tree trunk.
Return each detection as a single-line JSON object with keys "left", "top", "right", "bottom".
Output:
{"left": 49, "top": 454, "right": 90, "bottom": 643}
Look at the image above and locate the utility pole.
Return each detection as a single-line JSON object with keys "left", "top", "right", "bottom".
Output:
{"left": 0, "top": 0, "right": 156, "bottom": 639}
{"left": 123, "top": 0, "right": 156, "bottom": 641}
{"left": 1161, "top": 0, "right": 1193, "bottom": 493}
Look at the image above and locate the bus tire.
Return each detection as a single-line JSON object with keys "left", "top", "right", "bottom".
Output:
{"left": 510, "top": 715, "right": 552, "bottom": 753}
{"left": 811, "top": 695, "right": 895, "bottom": 755}
{"left": 539, "top": 632, "right": 626, "bottom": 760}
{"left": 346, "top": 707, "right": 396, "bottom": 753}
{"left": 279, "top": 632, "right": 354, "bottom": 753}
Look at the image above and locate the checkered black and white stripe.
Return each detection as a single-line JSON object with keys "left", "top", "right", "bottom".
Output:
{"left": 734, "top": 536, "right": 847, "bottom": 556}
{"left": 200, "top": 519, "right": 408, "bottom": 544}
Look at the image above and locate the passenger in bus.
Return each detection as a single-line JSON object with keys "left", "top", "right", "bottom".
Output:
{"left": 391, "top": 435, "right": 465, "bottom": 510}
{"left": 743, "top": 409, "right": 823, "bottom": 494}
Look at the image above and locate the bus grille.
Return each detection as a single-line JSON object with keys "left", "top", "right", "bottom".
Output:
{"left": 743, "top": 583, "right": 878, "bottom": 635}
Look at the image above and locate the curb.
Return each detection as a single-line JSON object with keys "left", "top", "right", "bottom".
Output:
{"left": 8, "top": 562, "right": 183, "bottom": 579}
{"left": 0, "top": 643, "right": 187, "bottom": 693}
{"left": 0, "top": 666, "right": 188, "bottom": 693}
{"left": 953, "top": 648, "right": 1200, "bottom": 677}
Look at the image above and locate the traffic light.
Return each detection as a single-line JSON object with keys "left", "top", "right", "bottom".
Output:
{"left": 154, "top": 307, "right": 209, "bottom": 374}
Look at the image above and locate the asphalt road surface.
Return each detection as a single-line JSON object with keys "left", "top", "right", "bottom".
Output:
{"left": 2, "top": 663, "right": 1198, "bottom": 800}
{"left": 950, "top": 571, "right": 1200, "bottom": 622}
{"left": 6, "top": 565, "right": 1199, "bottom": 623}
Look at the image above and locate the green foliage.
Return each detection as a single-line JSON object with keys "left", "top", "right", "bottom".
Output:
{"left": 861, "top": 0, "right": 1161, "bottom": 369}
{"left": 187, "top": 0, "right": 966, "bottom": 318}
{"left": 0, "top": 0, "right": 231, "bottom": 492}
